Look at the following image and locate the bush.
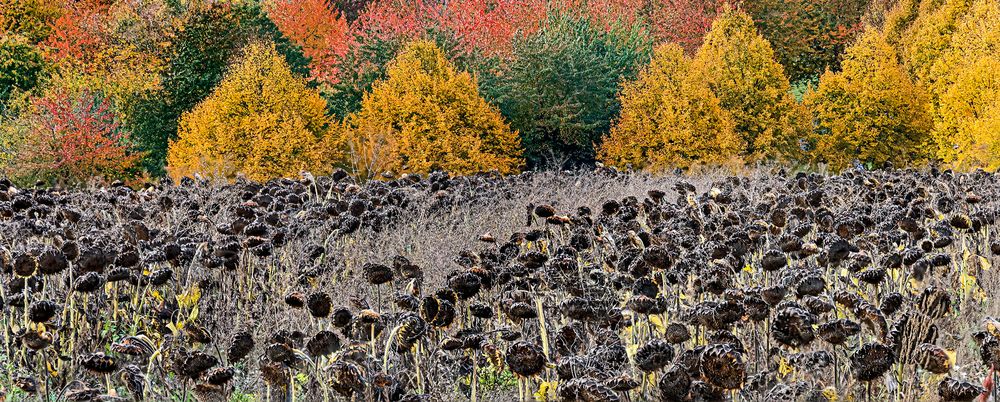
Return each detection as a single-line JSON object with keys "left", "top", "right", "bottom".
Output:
{"left": 0, "top": 35, "right": 48, "bottom": 109}
{"left": 7, "top": 88, "right": 141, "bottom": 185}
{"left": 690, "top": 7, "right": 807, "bottom": 162}
{"left": 497, "top": 12, "right": 651, "bottom": 168}
{"left": 167, "top": 42, "right": 334, "bottom": 182}
{"left": 343, "top": 40, "right": 521, "bottom": 178}
{"left": 804, "top": 30, "right": 933, "bottom": 171}
{"left": 599, "top": 43, "right": 740, "bottom": 171}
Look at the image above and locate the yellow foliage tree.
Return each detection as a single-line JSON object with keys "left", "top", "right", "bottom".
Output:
{"left": 894, "top": 0, "right": 970, "bottom": 84}
{"left": 167, "top": 42, "right": 335, "bottom": 181}
{"left": 689, "top": 6, "right": 807, "bottom": 162}
{"left": 928, "top": 0, "right": 1000, "bottom": 169}
{"left": 804, "top": 30, "right": 934, "bottom": 171}
{"left": 343, "top": 40, "right": 522, "bottom": 177}
{"left": 599, "top": 43, "right": 740, "bottom": 171}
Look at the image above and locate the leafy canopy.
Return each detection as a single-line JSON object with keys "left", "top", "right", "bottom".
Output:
{"left": 343, "top": 40, "right": 522, "bottom": 178}
{"left": 599, "top": 43, "right": 740, "bottom": 171}
{"left": 167, "top": 42, "right": 334, "bottom": 182}
{"left": 804, "top": 30, "right": 933, "bottom": 171}
{"left": 496, "top": 12, "right": 652, "bottom": 168}
{"left": 690, "top": 6, "right": 807, "bottom": 162}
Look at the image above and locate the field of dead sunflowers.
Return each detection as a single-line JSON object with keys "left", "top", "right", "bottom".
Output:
{"left": 1, "top": 167, "right": 1000, "bottom": 402}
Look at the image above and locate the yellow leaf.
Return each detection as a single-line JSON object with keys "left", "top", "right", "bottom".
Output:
{"left": 534, "top": 380, "right": 558, "bottom": 401}
{"left": 778, "top": 357, "right": 795, "bottom": 377}
{"left": 823, "top": 386, "right": 839, "bottom": 402}
{"left": 649, "top": 315, "right": 666, "bottom": 334}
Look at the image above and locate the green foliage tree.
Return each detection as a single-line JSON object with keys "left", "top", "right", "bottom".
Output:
{"left": 128, "top": 1, "right": 309, "bottom": 175}
{"left": 495, "top": 12, "right": 652, "bottom": 168}
{"left": 599, "top": 43, "right": 740, "bottom": 171}
{"left": 0, "top": 35, "right": 48, "bottom": 110}
{"left": 690, "top": 7, "right": 807, "bottom": 162}
{"left": 167, "top": 42, "right": 334, "bottom": 182}
{"left": 804, "top": 30, "right": 933, "bottom": 171}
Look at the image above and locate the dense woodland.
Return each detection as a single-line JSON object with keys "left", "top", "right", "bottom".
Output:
{"left": 0, "top": 0, "right": 998, "bottom": 185}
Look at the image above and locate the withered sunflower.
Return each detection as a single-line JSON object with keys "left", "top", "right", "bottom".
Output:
{"left": 307, "top": 292, "right": 332, "bottom": 318}
{"left": 227, "top": 331, "right": 254, "bottom": 363}
{"left": 850, "top": 342, "right": 896, "bottom": 381}
{"left": 938, "top": 377, "right": 985, "bottom": 401}
{"left": 700, "top": 343, "right": 746, "bottom": 390}
{"left": 80, "top": 352, "right": 118, "bottom": 374}
{"left": 635, "top": 339, "right": 675, "bottom": 372}
{"left": 505, "top": 341, "right": 546, "bottom": 377}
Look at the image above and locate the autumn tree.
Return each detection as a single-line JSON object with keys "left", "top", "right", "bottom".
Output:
{"left": 0, "top": 0, "right": 62, "bottom": 43}
{"left": 1, "top": 35, "right": 48, "bottom": 109}
{"left": 167, "top": 42, "right": 334, "bottom": 182}
{"left": 266, "top": 0, "right": 351, "bottom": 85}
{"left": 599, "top": 43, "right": 739, "bottom": 171}
{"left": 744, "top": 0, "right": 868, "bottom": 83}
{"left": 893, "top": 0, "right": 971, "bottom": 84}
{"left": 648, "top": 0, "right": 727, "bottom": 53}
{"left": 690, "top": 7, "right": 807, "bottom": 162}
{"left": 497, "top": 12, "right": 651, "bottom": 168}
{"left": 129, "top": 1, "right": 309, "bottom": 175}
{"left": 7, "top": 88, "right": 141, "bottom": 185}
{"left": 804, "top": 30, "right": 933, "bottom": 171}
{"left": 927, "top": 0, "right": 1000, "bottom": 170}
{"left": 343, "top": 40, "right": 521, "bottom": 178}
{"left": 331, "top": 0, "right": 373, "bottom": 23}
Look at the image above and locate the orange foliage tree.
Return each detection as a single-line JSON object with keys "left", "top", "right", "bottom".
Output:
{"left": 8, "top": 88, "right": 141, "bottom": 185}
{"left": 599, "top": 43, "right": 739, "bottom": 171}
{"left": 265, "top": 0, "right": 351, "bottom": 85}
{"left": 167, "top": 42, "right": 335, "bottom": 182}
{"left": 343, "top": 40, "right": 521, "bottom": 178}
{"left": 649, "top": 0, "right": 727, "bottom": 54}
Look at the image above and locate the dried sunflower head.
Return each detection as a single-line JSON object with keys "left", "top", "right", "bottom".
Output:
{"left": 938, "top": 377, "right": 984, "bottom": 401}
{"left": 635, "top": 339, "right": 675, "bottom": 372}
{"left": 700, "top": 343, "right": 746, "bottom": 390}
{"left": 505, "top": 341, "right": 546, "bottom": 377}
{"left": 850, "top": 342, "right": 896, "bottom": 381}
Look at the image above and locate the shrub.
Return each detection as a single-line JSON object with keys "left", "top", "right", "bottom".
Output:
{"left": 343, "top": 40, "right": 521, "bottom": 178}
{"left": 599, "top": 43, "right": 739, "bottom": 171}
{"left": 690, "top": 6, "right": 807, "bottom": 162}
{"left": 0, "top": 35, "right": 48, "bottom": 109}
{"left": 804, "top": 30, "right": 933, "bottom": 171}
{"left": 167, "top": 42, "right": 334, "bottom": 182}
{"left": 7, "top": 88, "right": 141, "bottom": 185}
{"left": 497, "top": 12, "right": 651, "bottom": 168}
